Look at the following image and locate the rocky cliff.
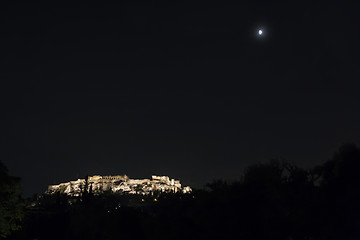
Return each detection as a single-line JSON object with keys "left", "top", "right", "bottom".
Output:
{"left": 46, "top": 175, "right": 192, "bottom": 196}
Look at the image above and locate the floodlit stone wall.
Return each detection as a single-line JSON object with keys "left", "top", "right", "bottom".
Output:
{"left": 46, "top": 175, "right": 192, "bottom": 196}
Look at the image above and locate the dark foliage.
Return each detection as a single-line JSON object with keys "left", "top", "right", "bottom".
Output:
{"left": 0, "top": 161, "right": 24, "bottom": 238}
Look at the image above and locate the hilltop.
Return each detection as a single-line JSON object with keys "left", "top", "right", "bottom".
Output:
{"left": 46, "top": 175, "right": 192, "bottom": 196}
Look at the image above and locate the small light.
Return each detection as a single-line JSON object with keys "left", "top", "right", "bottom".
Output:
{"left": 258, "top": 29, "right": 263, "bottom": 35}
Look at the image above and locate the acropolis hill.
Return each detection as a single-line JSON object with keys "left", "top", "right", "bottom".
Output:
{"left": 46, "top": 175, "right": 192, "bottom": 196}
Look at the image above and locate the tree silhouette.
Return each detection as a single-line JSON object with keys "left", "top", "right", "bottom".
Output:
{"left": 243, "top": 159, "right": 285, "bottom": 187}
{"left": 0, "top": 161, "right": 24, "bottom": 238}
{"left": 313, "top": 144, "right": 360, "bottom": 239}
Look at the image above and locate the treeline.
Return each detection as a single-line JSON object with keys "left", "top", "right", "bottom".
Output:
{"left": 2, "top": 144, "right": 360, "bottom": 240}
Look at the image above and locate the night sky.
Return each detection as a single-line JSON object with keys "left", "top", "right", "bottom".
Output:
{"left": 1, "top": 1, "right": 359, "bottom": 196}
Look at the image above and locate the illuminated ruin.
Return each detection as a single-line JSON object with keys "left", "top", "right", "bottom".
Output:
{"left": 46, "top": 175, "right": 192, "bottom": 196}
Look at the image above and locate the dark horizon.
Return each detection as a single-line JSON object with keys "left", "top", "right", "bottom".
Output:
{"left": 1, "top": 1, "right": 360, "bottom": 197}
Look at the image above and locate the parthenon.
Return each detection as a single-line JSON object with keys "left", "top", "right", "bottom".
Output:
{"left": 46, "top": 175, "right": 192, "bottom": 196}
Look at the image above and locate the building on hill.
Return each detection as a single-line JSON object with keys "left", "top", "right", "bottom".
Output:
{"left": 46, "top": 175, "right": 192, "bottom": 196}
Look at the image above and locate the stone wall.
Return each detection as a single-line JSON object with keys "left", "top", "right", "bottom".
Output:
{"left": 46, "top": 175, "right": 192, "bottom": 196}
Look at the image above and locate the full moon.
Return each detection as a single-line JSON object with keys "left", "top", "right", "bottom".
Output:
{"left": 258, "top": 29, "right": 263, "bottom": 35}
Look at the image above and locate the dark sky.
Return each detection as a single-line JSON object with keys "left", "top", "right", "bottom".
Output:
{"left": 1, "top": 1, "right": 360, "bottom": 196}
